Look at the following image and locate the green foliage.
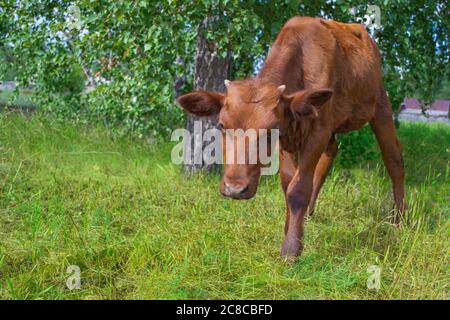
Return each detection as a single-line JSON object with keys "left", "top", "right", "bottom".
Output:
{"left": 377, "top": 1, "right": 450, "bottom": 108}
{"left": 0, "top": 47, "right": 16, "bottom": 81}
{"left": 43, "top": 61, "right": 85, "bottom": 95}
{"left": 0, "top": 113, "right": 448, "bottom": 299}
{"left": 0, "top": 0, "right": 448, "bottom": 139}
{"left": 337, "top": 126, "right": 378, "bottom": 168}
{"left": 434, "top": 78, "right": 450, "bottom": 100}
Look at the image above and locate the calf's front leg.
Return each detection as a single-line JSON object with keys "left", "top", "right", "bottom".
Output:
{"left": 280, "top": 135, "right": 329, "bottom": 259}
{"left": 280, "top": 169, "right": 314, "bottom": 258}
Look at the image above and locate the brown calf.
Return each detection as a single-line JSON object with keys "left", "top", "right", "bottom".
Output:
{"left": 177, "top": 17, "right": 405, "bottom": 259}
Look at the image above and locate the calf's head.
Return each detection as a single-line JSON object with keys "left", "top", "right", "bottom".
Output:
{"left": 177, "top": 80, "right": 332, "bottom": 200}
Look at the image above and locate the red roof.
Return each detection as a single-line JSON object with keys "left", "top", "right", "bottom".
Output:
{"left": 401, "top": 98, "right": 421, "bottom": 110}
{"left": 432, "top": 100, "right": 450, "bottom": 111}
{"left": 401, "top": 98, "right": 449, "bottom": 112}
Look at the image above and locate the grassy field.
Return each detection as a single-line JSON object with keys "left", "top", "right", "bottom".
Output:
{"left": 0, "top": 112, "right": 448, "bottom": 299}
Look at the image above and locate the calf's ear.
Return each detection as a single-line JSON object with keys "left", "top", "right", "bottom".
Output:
{"left": 284, "top": 89, "right": 333, "bottom": 119}
{"left": 177, "top": 91, "right": 225, "bottom": 117}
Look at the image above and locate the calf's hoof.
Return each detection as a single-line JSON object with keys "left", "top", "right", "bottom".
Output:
{"left": 280, "top": 236, "right": 303, "bottom": 261}
{"left": 392, "top": 205, "right": 406, "bottom": 229}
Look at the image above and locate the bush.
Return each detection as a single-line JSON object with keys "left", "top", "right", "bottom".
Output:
{"left": 35, "top": 78, "right": 185, "bottom": 139}
{"left": 336, "top": 125, "right": 378, "bottom": 168}
{"left": 41, "top": 60, "right": 85, "bottom": 95}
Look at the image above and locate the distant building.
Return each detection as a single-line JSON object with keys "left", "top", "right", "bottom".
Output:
{"left": 0, "top": 81, "right": 17, "bottom": 90}
{"left": 398, "top": 98, "right": 449, "bottom": 124}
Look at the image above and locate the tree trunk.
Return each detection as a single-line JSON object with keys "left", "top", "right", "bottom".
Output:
{"left": 183, "top": 16, "right": 231, "bottom": 174}
{"left": 173, "top": 56, "right": 187, "bottom": 98}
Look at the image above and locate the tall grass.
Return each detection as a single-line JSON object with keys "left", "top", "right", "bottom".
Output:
{"left": 0, "top": 112, "right": 448, "bottom": 299}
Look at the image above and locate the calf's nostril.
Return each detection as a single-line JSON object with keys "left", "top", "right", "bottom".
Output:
{"left": 239, "top": 185, "right": 249, "bottom": 195}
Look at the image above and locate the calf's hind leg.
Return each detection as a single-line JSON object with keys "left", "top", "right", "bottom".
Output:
{"left": 308, "top": 137, "right": 338, "bottom": 216}
{"left": 370, "top": 91, "right": 406, "bottom": 225}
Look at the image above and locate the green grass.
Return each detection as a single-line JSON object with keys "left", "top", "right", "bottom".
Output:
{"left": 0, "top": 112, "right": 448, "bottom": 299}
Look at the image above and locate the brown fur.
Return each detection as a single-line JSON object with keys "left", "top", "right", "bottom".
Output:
{"left": 177, "top": 17, "right": 405, "bottom": 259}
